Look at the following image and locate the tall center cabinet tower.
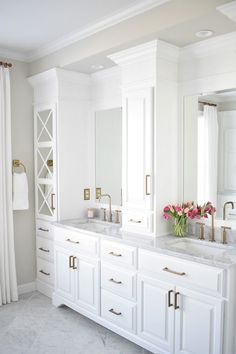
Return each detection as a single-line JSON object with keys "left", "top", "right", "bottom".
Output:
{"left": 28, "top": 68, "right": 90, "bottom": 297}
{"left": 110, "top": 40, "right": 179, "bottom": 236}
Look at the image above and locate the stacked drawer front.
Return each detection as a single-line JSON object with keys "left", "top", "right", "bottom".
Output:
{"left": 100, "top": 240, "right": 137, "bottom": 333}
{"left": 36, "top": 219, "right": 54, "bottom": 296}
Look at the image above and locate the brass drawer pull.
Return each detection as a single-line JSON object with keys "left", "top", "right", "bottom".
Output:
{"left": 109, "top": 308, "right": 122, "bottom": 316}
{"left": 163, "top": 267, "right": 186, "bottom": 276}
{"left": 38, "top": 227, "right": 49, "bottom": 232}
{"left": 129, "top": 219, "right": 142, "bottom": 223}
{"left": 66, "top": 238, "right": 80, "bottom": 244}
{"left": 174, "top": 292, "right": 180, "bottom": 310}
{"left": 109, "top": 251, "right": 122, "bottom": 257}
{"left": 38, "top": 247, "right": 50, "bottom": 253}
{"left": 168, "top": 290, "right": 174, "bottom": 307}
{"left": 69, "top": 255, "right": 73, "bottom": 268}
{"left": 51, "top": 193, "right": 56, "bottom": 211}
{"left": 39, "top": 269, "right": 50, "bottom": 276}
{"left": 109, "top": 278, "right": 122, "bottom": 284}
{"left": 145, "top": 174, "right": 151, "bottom": 196}
{"left": 72, "top": 256, "right": 77, "bottom": 270}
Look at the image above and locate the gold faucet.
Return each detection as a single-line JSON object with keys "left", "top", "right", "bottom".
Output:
{"left": 196, "top": 222, "right": 205, "bottom": 240}
{"left": 209, "top": 210, "right": 216, "bottom": 242}
{"left": 99, "top": 194, "right": 112, "bottom": 222}
{"left": 223, "top": 201, "right": 234, "bottom": 220}
{"left": 221, "top": 226, "right": 231, "bottom": 244}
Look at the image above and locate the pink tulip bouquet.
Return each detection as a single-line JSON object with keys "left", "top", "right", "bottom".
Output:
{"left": 163, "top": 201, "right": 216, "bottom": 237}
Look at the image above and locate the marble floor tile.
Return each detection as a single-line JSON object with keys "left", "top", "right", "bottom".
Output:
{"left": 0, "top": 292, "right": 152, "bottom": 354}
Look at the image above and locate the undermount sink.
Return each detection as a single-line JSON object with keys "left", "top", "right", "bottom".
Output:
{"left": 64, "top": 219, "right": 121, "bottom": 236}
{"left": 167, "top": 238, "right": 233, "bottom": 258}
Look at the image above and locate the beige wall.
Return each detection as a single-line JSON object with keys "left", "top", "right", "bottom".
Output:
{"left": 1, "top": 58, "right": 35, "bottom": 286}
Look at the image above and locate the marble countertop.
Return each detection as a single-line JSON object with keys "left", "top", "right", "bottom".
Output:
{"left": 54, "top": 219, "right": 236, "bottom": 269}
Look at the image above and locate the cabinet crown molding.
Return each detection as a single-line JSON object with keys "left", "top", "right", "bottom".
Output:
{"left": 108, "top": 39, "right": 179, "bottom": 66}
{"left": 28, "top": 68, "right": 90, "bottom": 88}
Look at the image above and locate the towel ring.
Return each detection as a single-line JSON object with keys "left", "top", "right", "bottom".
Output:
{"left": 12, "top": 160, "right": 26, "bottom": 173}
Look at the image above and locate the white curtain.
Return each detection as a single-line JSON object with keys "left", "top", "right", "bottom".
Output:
{"left": 198, "top": 104, "right": 218, "bottom": 207}
{"left": 0, "top": 66, "right": 18, "bottom": 305}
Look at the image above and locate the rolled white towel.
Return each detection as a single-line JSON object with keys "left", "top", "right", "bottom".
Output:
{"left": 13, "top": 172, "right": 29, "bottom": 210}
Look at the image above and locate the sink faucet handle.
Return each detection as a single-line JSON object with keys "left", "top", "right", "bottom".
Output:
{"left": 221, "top": 226, "right": 231, "bottom": 244}
{"left": 196, "top": 222, "right": 205, "bottom": 240}
{"left": 115, "top": 210, "right": 121, "bottom": 224}
{"left": 101, "top": 208, "right": 107, "bottom": 222}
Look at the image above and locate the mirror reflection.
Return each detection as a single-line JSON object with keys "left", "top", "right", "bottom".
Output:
{"left": 95, "top": 108, "right": 122, "bottom": 206}
{"left": 184, "top": 89, "right": 236, "bottom": 220}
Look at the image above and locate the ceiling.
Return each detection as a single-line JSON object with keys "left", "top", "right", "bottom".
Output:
{"left": 200, "top": 89, "right": 236, "bottom": 103}
{"left": 0, "top": 0, "right": 236, "bottom": 65}
{"left": 0, "top": 0, "right": 168, "bottom": 57}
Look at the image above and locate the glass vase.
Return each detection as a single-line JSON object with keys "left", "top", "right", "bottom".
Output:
{"left": 172, "top": 218, "right": 187, "bottom": 237}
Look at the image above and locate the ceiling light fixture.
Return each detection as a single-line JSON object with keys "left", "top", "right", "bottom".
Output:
{"left": 91, "top": 64, "right": 104, "bottom": 70}
{"left": 195, "top": 30, "right": 214, "bottom": 38}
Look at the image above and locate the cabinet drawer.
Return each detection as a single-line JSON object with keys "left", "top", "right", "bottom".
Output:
{"left": 36, "top": 219, "right": 53, "bottom": 239}
{"left": 54, "top": 227, "right": 98, "bottom": 256}
{"left": 101, "top": 290, "right": 136, "bottom": 333}
{"left": 101, "top": 264, "right": 136, "bottom": 301}
{"left": 139, "top": 249, "right": 225, "bottom": 295}
{"left": 37, "top": 258, "right": 54, "bottom": 285}
{"left": 101, "top": 240, "right": 137, "bottom": 269}
{"left": 36, "top": 236, "right": 54, "bottom": 262}
{"left": 122, "top": 211, "right": 153, "bottom": 234}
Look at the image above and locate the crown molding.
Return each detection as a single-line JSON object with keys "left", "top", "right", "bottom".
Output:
{"left": 217, "top": 1, "right": 236, "bottom": 22}
{"left": 0, "top": 46, "right": 29, "bottom": 62}
{"left": 27, "top": 0, "right": 169, "bottom": 62}
{"left": 179, "top": 31, "right": 236, "bottom": 61}
{"left": 109, "top": 39, "right": 179, "bottom": 65}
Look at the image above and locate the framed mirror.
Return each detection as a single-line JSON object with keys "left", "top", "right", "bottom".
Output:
{"left": 95, "top": 108, "right": 122, "bottom": 206}
{"left": 183, "top": 89, "right": 236, "bottom": 221}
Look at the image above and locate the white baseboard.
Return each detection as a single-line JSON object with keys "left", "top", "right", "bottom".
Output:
{"left": 18, "top": 281, "right": 36, "bottom": 295}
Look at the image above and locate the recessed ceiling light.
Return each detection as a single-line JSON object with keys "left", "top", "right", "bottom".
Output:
{"left": 195, "top": 30, "right": 214, "bottom": 38}
{"left": 91, "top": 64, "right": 104, "bottom": 70}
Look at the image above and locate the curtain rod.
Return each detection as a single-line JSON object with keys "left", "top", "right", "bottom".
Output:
{"left": 199, "top": 101, "right": 217, "bottom": 107}
{"left": 0, "top": 61, "right": 12, "bottom": 68}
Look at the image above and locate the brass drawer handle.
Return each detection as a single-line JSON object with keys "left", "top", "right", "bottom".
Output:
{"left": 72, "top": 256, "right": 77, "bottom": 270}
{"left": 109, "top": 251, "right": 122, "bottom": 257}
{"left": 109, "top": 308, "right": 122, "bottom": 316}
{"left": 38, "top": 227, "right": 49, "bottom": 232}
{"left": 69, "top": 255, "right": 73, "bottom": 268}
{"left": 174, "top": 292, "right": 180, "bottom": 310}
{"left": 168, "top": 290, "right": 174, "bottom": 307}
{"left": 51, "top": 193, "right": 56, "bottom": 211}
{"left": 38, "top": 247, "right": 50, "bottom": 253}
{"left": 109, "top": 278, "right": 122, "bottom": 284}
{"left": 128, "top": 219, "right": 142, "bottom": 223}
{"left": 66, "top": 238, "right": 80, "bottom": 244}
{"left": 163, "top": 267, "right": 186, "bottom": 276}
{"left": 39, "top": 269, "right": 50, "bottom": 276}
{"left": 145, "top": 174, "right": 151, "bottom": 196}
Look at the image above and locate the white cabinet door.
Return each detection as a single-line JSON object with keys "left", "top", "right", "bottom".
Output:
{"left": 137, "top": 275, "right": 175, "bottom": 353}
{"left": 54, "top": 246, "right": 74, "bottom": 301}
{"left": 175, "top": 287, "right": 223, "bottom": 354}
{"left": 34, "top": 104, "right": 57, "bottom": 221}
{"left": 74, "top": 254, "right": 99, "bottom": 314}
{"left": 122, "top": 87, "right": 154, "bottom": 211}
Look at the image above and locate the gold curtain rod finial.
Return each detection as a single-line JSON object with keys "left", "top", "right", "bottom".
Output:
{"left": 0, "top": 61, "right": 12, "bottom": 68}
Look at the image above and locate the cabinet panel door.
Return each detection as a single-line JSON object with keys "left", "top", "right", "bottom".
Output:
{"left": 54, "top": 246, "right": 74, "bottom": 301}
{"left": 34, "top": 104, "right": 57, "bottom": 221}
{"left": 74, "top": 255, "right": 99, "bottom": 314}
{"left": 137, "top": 275, "right": 175, "bottom": 353}
{"left": 175, "top": 287, "right": 223, "bottom": 354}
{"left": 123, "top": 87, "right": 153, "bottom": 211}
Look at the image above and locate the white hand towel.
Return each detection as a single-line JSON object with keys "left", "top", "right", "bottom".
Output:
{"left": 13, "top": 172, "right": 29, "bottom": 210}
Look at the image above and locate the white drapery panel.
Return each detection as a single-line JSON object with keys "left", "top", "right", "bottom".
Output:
{"left": 197, "top": 105, "right": 218, "bottom": 207}
{"left": 0, "top": 66, "right": 18, "bottom": 305}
